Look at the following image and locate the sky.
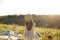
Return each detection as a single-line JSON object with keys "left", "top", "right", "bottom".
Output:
{"left": 0, "top": 0, "right": 60, "bottom": 16}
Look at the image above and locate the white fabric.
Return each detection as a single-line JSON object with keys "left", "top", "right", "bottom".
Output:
{"left": 24, "top": 30, "right": 40, "bottom": 40}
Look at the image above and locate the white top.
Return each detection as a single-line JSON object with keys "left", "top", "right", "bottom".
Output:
{"left": 24, "top": 30, "right": 34, "bottom": 39}
{"left": 24, "top": 30, "right": 41, "bottom": 40}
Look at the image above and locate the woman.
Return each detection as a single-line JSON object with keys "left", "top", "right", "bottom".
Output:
{"left": 23, "top": 15, "right": 41, "bottom": 40}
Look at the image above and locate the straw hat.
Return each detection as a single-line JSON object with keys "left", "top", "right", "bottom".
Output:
{"left": 24, "top": 14, "right": 33, "bottom": 22}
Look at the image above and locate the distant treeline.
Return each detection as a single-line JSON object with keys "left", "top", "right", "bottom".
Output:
{"left": 0, "top": 15, "right": 60, "bottom": 29}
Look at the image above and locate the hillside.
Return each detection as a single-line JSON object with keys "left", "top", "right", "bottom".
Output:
{"left": 0, "top": 15, "right": 60, "bottom": 29}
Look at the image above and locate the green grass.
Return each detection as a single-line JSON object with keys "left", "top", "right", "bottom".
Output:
{"left": 0, "top": 24, "right": 60, "bottom": 40}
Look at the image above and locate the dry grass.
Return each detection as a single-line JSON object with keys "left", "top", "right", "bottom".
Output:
{"left": 0, "top": 24, "right": 60, "bottom": 40}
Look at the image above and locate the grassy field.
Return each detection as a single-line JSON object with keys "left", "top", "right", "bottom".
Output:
{"left": 0, "top": 24, "right": 60, "bottom": 40}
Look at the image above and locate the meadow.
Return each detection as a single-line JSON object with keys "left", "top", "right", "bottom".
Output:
{"left": 0, "top": 24, "right": 60, "bottom": 40}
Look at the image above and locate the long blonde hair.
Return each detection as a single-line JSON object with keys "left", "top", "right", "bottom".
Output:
{"left": 24, "top": 14, "right": 35, "bottom": 31}
{"left": 23, "top": 15, "right": 35, "bottom": 40}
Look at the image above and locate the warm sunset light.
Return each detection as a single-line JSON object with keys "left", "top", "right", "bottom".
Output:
{"left": 0, "top": 0, "right": 60, "bottom": 40}
{"left": 0, "top": 0, "right": 60, "bottom": 16}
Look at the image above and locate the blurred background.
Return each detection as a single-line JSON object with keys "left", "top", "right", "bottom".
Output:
{"left": 0, "top": 14, "right": 60, "bottom": 29}
{"left": 0, "top": 14, "right": 60, "bottom": 40}
{"left": 0, "top": 0, "right": 60, "bottom": 40}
